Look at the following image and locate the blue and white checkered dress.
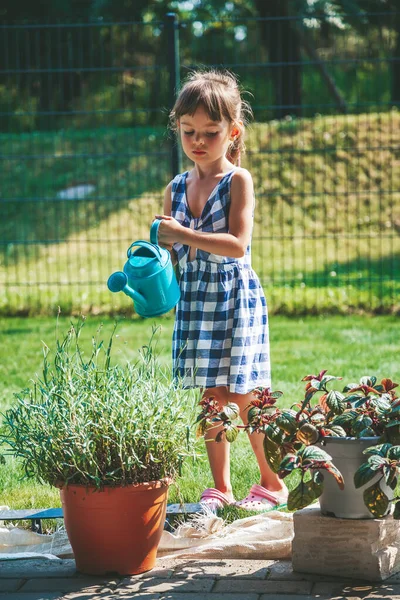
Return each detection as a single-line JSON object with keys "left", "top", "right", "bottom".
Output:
{"left": 171, "top": 169, "right": 270, "bottom": 394}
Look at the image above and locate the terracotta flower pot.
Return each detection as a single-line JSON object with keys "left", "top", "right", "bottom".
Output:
{"left": 59, "top": 479, "right": 170, "bottom": 575}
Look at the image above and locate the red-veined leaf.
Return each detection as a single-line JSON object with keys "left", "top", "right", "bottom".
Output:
{"left": 287, "top": 477, "right": 323, "bottom": 511}
{"left": 382, "top": 378, "right": 399, "bottom": 392}
{"left": 323, "top": 462, "right": 345, "bottom": 489}
{"left": 388, "top": 446, "right": 400, "bottom": 460}
{"left": 225, "top": 426, "right": 239, "bottom": 443}
{"left": 298, "top": 445, "right": 332, "bottom": 463}
{"left": 354, "top": 462, "right": 378, "bottom": 488}
{"left": 325, "top": 390, "right": 346, "bottom": 414}
{"left": 393, "top": 500, "right": 400, "bottom": 519}
{"left": 364, "top": 443, "right": 392, "bottom": 457}
{"left": 363, "top": 482, "right": 390, "bottom": 518}
{"left": 263, "top": 436, "right": 282, "bottom": 473}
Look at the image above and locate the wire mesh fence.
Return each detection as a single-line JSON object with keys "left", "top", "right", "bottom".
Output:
{"left": 0, "top": 11, "right": 399, "bottom": 315}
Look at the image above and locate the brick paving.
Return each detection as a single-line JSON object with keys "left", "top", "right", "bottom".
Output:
{"left": 2, "top": 556, "right": 400, "bottom": 600}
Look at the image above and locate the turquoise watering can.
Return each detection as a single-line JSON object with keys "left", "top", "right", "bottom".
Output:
{"left": 107, "top": 220, "right": 180, "bottom": 318}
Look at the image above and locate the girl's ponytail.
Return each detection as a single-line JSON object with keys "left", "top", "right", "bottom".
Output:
{"left": 226, "top": 133, "right": 243, "bottom": 166}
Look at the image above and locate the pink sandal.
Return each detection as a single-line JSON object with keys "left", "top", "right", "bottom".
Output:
{"left": 200, "top": 488, "right": 235, "bottom": 512}
{"left": 235, "top": 484, "right": 288, "bottom": 511}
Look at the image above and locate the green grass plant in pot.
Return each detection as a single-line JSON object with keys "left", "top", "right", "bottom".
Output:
{"left": 197, "top": 372, "right": 400, "bottom": 519}
{"left": 0, "top": 320, "right": 198, "bottom": 575}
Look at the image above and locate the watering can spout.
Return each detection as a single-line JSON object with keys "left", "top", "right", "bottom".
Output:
{"left": 107, "top": 271, "right": 147, "bottom": 309}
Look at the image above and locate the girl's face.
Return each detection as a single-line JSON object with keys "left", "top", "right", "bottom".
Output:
{"left": 178, "top": 105, "right": 236, "bottom": 165}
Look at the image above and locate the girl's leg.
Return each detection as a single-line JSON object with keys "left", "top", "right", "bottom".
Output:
{"left": 229, "top": 391, "right": 287, "bottom": 494}
{"left": 202, "top": 386, "right": 235, "bottom": 502}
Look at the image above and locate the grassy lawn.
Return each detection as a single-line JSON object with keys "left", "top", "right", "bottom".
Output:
{"left": 1, "top": 112, "right": 399, "bottom": 316}
{"left": 1, "top": 314, "right": 399, "bottom": 524}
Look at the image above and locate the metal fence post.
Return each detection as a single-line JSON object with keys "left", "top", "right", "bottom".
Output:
{"left": 166, "top": 12, "right": 182, "bottom": 178}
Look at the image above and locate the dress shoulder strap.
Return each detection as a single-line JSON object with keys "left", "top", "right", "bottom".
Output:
{"left": 171, "top": 171, "right": 188, "bottom": 193}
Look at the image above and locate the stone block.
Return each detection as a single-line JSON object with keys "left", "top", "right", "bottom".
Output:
{"left": 118, "top": 577, "right": 215, "bottom": 594}
{"left": 161, "top": 595, "right": 259, "bottom": 600}
{"left": 21, "top": 577, "right": 106, "bottom": 593}
{"left": 0, "top": 557, "right": 76, "bottom": 579}
{"left": 292, "top": 506, "right": 400, "bottom": 582}
{"left": 213, "top": 579, "right": 313, "bottom": 594}
{"left": 0, "top": 594, "right": 61, "bottom": 600}
{"left": 170, "top": 558, "right": 270, "bottom": 580}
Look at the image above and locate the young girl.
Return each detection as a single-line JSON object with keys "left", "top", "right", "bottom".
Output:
{"left": 154, "top": 69, "right": 287, "bottom": 511}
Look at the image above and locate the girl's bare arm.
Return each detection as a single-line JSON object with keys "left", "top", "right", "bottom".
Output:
{"left": 156, "top": 169, "right": 254, "bottom": 259}
{"left": 160, "top": 181, "right": 178, "bottom": 265}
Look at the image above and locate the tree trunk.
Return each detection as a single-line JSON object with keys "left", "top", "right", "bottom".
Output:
{"left": 254, "top": 0, "right": 302, "bottom": 119}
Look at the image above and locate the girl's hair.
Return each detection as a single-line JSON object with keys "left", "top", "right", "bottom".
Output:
{"left": 170, "top": 69, "right": 252, "bottom": 165}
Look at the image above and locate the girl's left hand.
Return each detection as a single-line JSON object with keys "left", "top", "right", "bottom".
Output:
{"left": 153, "top": 215, "right": 186, "bottom": 246}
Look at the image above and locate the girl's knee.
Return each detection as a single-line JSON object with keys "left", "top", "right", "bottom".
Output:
{"left": 202, "top": 386, "right": 229, "bottom": 406}
{"left": 227, "top": 391, "right": 255, "bottom": 421}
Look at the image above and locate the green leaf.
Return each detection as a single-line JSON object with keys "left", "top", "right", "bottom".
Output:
{"left": 331, "top": 410, "right": 358, "bottom": 427}
{"left": 352, "top": 415, "right": 373, "bottom": 435}
{"left": 298, "top": 445, "right": 332, "bottom": 463}
{"left": 346, "top": 394, "right": 365, "bottom": 404}
{"left": 296, "top": 423, "right": 319, "bottom": 445}
{"left": 374, "top": 384, "right": 385, "bottom": 393}
{"left": 388, "top": 446, "right": 400, "bottom": 460}
{"left": 385, "top": 427, "right": 400, "bottom": 445}
{"left": 280, "top": 453, "right": 298, "bottom": 467}
{"left": 270, "top": 391, "right": 283, "bottom": 399}
{"left": 364, "top": 443, "right": 392, "bottom": 458}
{"left": 278, "top": 453, "right": 299, "bottom": 477}
{"left": 265, "top": 424, "right": 284, "bottom": 444}
{"left": 375, "top": 397, "right": 392, "bottom": 413}
{"left": 225, "top": 426, "right": 239, "bottom": 443}
{"left": 354, "top": 397, "right": 374, "bottom": 409}
{"left": 304, "top": 390, "right": 316, "bottom": 403}
{"left": 343, "top": 383, "right": 360, "bottom": 392}
{"left": 276, "top": 411, "right": 298, "bottom": 435}
{"left": 383, "top": 464, "right": 398, "bottom": 489}
{"left": 323, "top": 425, "right": 347, "bottom": 437}
{"left": 354, "top": 462, "right": 378, "bottom": 488}
{"left": 393, "top": 501, "right": 400, "bottom": 520}
{"left": 354, "top": 396, "right": 371, "bottom": 408}
{"left": 325, "top": 390, "right": 346, "bottom": 414}
{"left": 323, "top": 462, "right": 345, "bottom": 489}
{"left": 310, "top": 379, "right": 322, "bottom": 390}
{"left": 320, "top": 375, "right": 341, "bottom": 386}
{"left": 361, "top": 376, "right": 377, "bottom": 387}
{"left": 367, "top": 455, "right": 387, "bottom": 471}
{"left": 215, "top": 430, "right": 224, "bottom": 443}
{"left": 263, "top": 436, "right": 282, "bottom": 473}
{"left": 287, "top": 477, "right": 323, "bottom": 511}
{"left": 357, "top": 427, "right": 376, "bottom": 438}
{"left": 221, "top": 403, "right": 240, "bottom": 421}
{"left": 247, "top": 406, "right": 260, "bottom": 422}
{"left": 196, "top": 420, "right": 208, "bottom": 438}
{"left": 363, "top": 482, "right": 389, "bottom": 518}
{"left": 313, "top": 470, "right": 324, "bottom": 484}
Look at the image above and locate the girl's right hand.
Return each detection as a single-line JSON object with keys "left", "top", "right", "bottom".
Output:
{"left": 153, "top": 215, "right": 186, "bottom": 247}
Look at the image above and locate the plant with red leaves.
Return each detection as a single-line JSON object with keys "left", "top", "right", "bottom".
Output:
{"left": 196, "top": 372, "right": 400, "bottom": 517}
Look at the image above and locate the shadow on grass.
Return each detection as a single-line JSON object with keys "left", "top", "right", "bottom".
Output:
{"left": 1, "top": 127, "right": 170, "bottom": 264}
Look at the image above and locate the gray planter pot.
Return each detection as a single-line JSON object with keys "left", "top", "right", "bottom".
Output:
{"left": 318, "top": 436, "right": 393, "bottom": 519}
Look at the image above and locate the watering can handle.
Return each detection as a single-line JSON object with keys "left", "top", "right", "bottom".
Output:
{"left": 126, "top": 239, "right": 163, "bottom": 259}
{"left": 150, "top": 219, "right": 162, "bottom": 245}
